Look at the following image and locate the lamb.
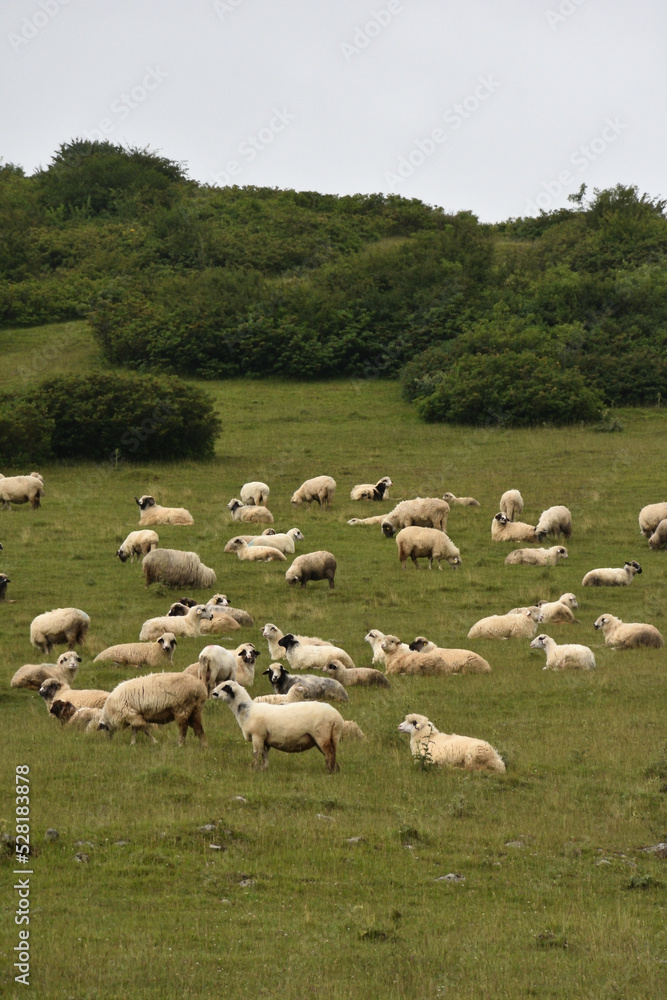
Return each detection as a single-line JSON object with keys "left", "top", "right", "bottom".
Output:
{"left": 648, "top": 519, "right": 667, "bottom": 550}
{"left": 499, "top": 489, "right": 524, "bottom": 522}
{"left": 227, "top": 498, "right": 274, "bottom": 524}
{"left": 381, "top": 635, "right": 491, "bottom": 675}
{"left": 395, "top": 526, "right": 461, "bottom": 570}
{"left": 11, "top": 651, "right": 81, "bottom": 690}
{"left": 30, "top": 608, "right": 90, "bottom": 655}
{"left": 407, "top": 636, "right": 492, "bottom": 674}
{"left": 442, "top": 492, "right": 481, "bottom": 507}
{"left": 213, "top": 680, "right": 344, "bottom": 772}
{"left": 142, "top": 548, "right": 217, "bottom": 589}
{"left": 240, "top": 481, "right": 270, "bottom": 506}
{"left": 323, "top": 659, "right": 391, "bottom": 688}
{"left": 582, "top": 560, "right": 642, "bottom": 587}
{"left": 285, "top": 551, "right": 337, "bottom": 589}
{"left": 350, "top": 476, "right": 393, "bottom": 501}
{"left": 381, "top": 497, "right": 450, "bottom": 537}
{"left": 188, "top": 643, "right": 261, "bottom": 689}
{"left": 262, "top": 662, "right": 349, "bottom": 703}
{"left": 139, "top": 605, "right": 215, "bottom": 642}
{"left": 467, "top": 610, "right": 540, "bottom": 640}
{"left": 247, "top": 528, "right": 304, "bottom": 555}
{"left": 49, "top": 701, "right": 104, "bottom": 733}
{"left": 261, "top": 623, "right": 332, "bottom": 661}
{"left": 116, "top": 530, "right": 159, "bottom": 563}
{"left": 224, "top": 537, "right": 287, "bottom": 562}
{"left": 135, "top": 495, "right": 193, "bottom": 526}
{"left": 593, "top": 614, "right": 664, "bottom": 649}
{"left": 277, "top": 633, "right": 356, "bottom": 673}
{"left": 38, "top": 677, "right": 109, "bottom": 711}
{"left": 536, "top": 593, "right": 579, "bottom": 624}
{"left": 250, "top": 683, "right": 309, "bottom": 704}
{"left": 94, "top": 633, "right": 178, "bottom": 669}
{"left": 364, "top": 629, "right": 410, "bottom": 666}
{"left": 290, "top": 475, "right": 336, "bottom": 508}
{"left": 399, "top": 714, "right": 506, "bottom": 772}
{"left": 529, "top": 633, "right": 596, "bottom": 670}
{"left": 505, "top": 546, "right": 568, "bottom": 566}
{"left": 491, "top": 512, "right": 537, "bottom": 543}
{"left": 639, "top": 502, "right": 667, "bottom": 539}
{"left": 0, "top": 472, "right": 44, "bottom": 509}
{"left": 347, "top": 515, "right": 385, "bottom": 526}
{"left": 535, "top": 505, "right": 573, "bottom": 541}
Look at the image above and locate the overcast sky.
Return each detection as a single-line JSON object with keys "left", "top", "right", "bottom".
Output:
{"left": 1, "top": 0, "right": 665, "bottom": 222}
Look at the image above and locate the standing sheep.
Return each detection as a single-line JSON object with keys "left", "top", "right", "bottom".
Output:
{"left": 116, "top": 530, "right": 159, "bottom": 563}
{"left": 381, "top": 498, "right": 450, "bottom": 537}
{"left": 227, "top": 499, "right": 274, "bottom": 524}
{"left": 505, "top": 546, "right": 568, "bottom": 567}
{"left": 285, "top": 551, "right": 337, "bottom": 589}
{"left": 187, "top": 643, "right": 261, "bottom": 688}
{"left": 11, "top": 651, "right": 81, "bottom": 690}
{"left": 593, "top": 614, "right": 664, "bottom": 649}
{"left": 395, "top": 527, "right": 461, "bottom": 570}
{"left": 30, "top": 608, "right": 90, "bottom": 656}
{"left": 534, "top": 505, "right": 572, "bottom": 541}
{"left": 291, "top": 475, "right": 337, "bottom": 508}
{"left": 398, "top": 714, "right": 505, "bottom": 772}
{"left": 499, "top": 489, "right": 524, "bottom": 522}
{"left": 350, "top": 477, "right": 392, "bottom": 501}
{"left": 529, "top": 634, "right": 596, "bottom": 670}
{"left": 0, "top": 472, "right": 44, "bottom": 510}
{"left": 639, "top": 502, "right": 667, "bottom": 539}
{"left": 135, "top": 495, "right": 194, "bottom": 526}
{"left": 491, "top": 513, "right": 537, "bottom": 543}
{"left": 648, "top": 520, "right": 667, "bottom": 550}
{"left": 582, "top": 561, "right": 642, "bottom": 587}
{"left": 142, "top": 548, "right": 217, "bottom": 589}
{"left": 240, "top": 481, "right": 270, "bottom": 506}
{"left": 94, "top": 633, "right": 178, "bottom": 669}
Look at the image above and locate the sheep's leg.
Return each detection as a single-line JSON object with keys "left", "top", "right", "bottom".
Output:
{"left": 190, "top": 708, "right": 208, "bottom": 748}
{"left": 319, "top": 738, "right": 339, "bottom": 774}
{"left": 251, "top": 735, "right": 268, "bottom": 769}
{"left": 411, "top": 555, "right": 420, "bottom": 569}
{"left": 177, "top": 718, "right": 189, "bottom": 746}
{"left": 328, "top": 575, "right": 335, "bottom": 589}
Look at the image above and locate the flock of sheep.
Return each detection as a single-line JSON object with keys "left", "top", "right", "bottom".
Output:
{"left": 6, "top": 471, "right": 666, "bottom": 774}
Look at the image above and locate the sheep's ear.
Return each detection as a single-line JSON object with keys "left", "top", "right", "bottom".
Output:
{"left": 262, "top": 668, "right": 270, "bottom": 676}
{"left": 414, "top": 722, "right": 421, "bottom": 730}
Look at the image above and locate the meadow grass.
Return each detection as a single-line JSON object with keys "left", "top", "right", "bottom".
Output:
{"left": 1, "top": 322, "right": 666, "bottom": 999}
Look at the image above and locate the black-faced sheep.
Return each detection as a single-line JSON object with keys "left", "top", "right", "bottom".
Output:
{"left": 290, "top": 475, "right": 337, "bottom": 508}
{"left": 639, "top": 502, "right": 667, "bottom": 539}
{"left": 535, "top": 505, "right": 572, "bottom": 541}
{"left": 582, "top": 561, "right": 642, "bottom": 587}
{"left": 227, "top": 498, "right": 274, "bottom": 524}
{"left": 142, "top": 548, "right": 217, "bottom": 589}
{"left": 135, "top": 495, "right": 193, "bottom": 526}
{"left": 395, "top": 526, "right": 461, "bottom": 570}
{"left": 240, "top": 481, "right": 270, "bottom": 506}
{"left": 350, "top": 476, "right": 392, "bottom": 501}
{"left": 529, "top": 634, "right": 595, "bottom": 670}
{"left": 94, "top": 633, "right": 178, "bottom": 669}
{"left": 499, "top": 489, "right": 523, "bottom": 522}
{"left": 285, "top": 551, "right": 337, "bottom": 589}
{"left": 277, "top": 633, "right": 355, "bottom": 671}
{"left": 116, "top": 530, "right": 159, "bottom": 563}
{"left": 505, "top": 546, "right": 568, "bottom": 567}
{"left": 30, "top": 608, "right": 90, "bottom": 656}
{"left": 11, "top": 651, "right": 81, "bottom": 690}
{"left": 593, "top": 614, "right": 664, "bottom": 649}
{"left": 491, "top": 513, "right": 537, "bottom": 543}
{"left": 381, "top": 635, "right": 491, "bottom": 675}
{"left": 261, "top": 623, "right": 335, "bottom": 660}
{"left": 49, "top": 701, "right": 104, "bottom": 733}
{"left": 399, "top": 714, "right": 505, "bottom": 772}
{"left": 262, "top": 662, "right": 349, "bottom": 702}
{"left": 0, "top": 472, "right": 44, "bottom": 509}
{"left": 381, "top": 497, "right": 450, "bottom": 537}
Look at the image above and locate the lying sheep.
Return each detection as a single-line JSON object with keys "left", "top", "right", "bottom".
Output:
{"left": 173, "top": 594, "right": 253, "bottom": 628}
{"left": 364, "top": 629, "right": 410, "bottom": 666}
{"left": 505, "top": 546, "right": 568, "bottom": 567}
{"left": 499, "top": 489, "right": 523, "bottom": 522}
{"left": 94, "top": 633, "right": 178, "bottom": 669}
{"left": 30, "top": 608, "right": 90, "bottom": 656}
{"left": 135, "top": 495, "right": 193, "bottom": 526}
{"left": 0, "top": 573, "right": 9, "bottom": 601}
{"left": 11, "top": 651, "right": 81, "bottom": 690}
{"left": 648, "top": 520, "right": 667, "bottom": 550}
{"left": 468, "top": 610, "right": 539, "bottom": 640}
{"left": 247, "top": 528, "right": 304, "bottom": 555}
{"left": 399, "top": 714, "right": 505, "bottom": 772}
{"left": 341, "top": 720, "right": 366, "bottom": 742}
{"left": 290, "top": 475, "right": 336, "bottom": 508}
{"left": 189, "top": 643, "right": 261, "bottom": 689}
{"left": 49, "top": 701, "right": 104, "bottom": 733}
{"left": 442, "top": 492, "right": 481, "bottom": 507}
{"left": 535, "top": 505, "right": 572, "bottom": 541}
{"left": 395, "top": 526, "right": 461, "bottom": 571}
{"left": 407, "top": 637, "right": 492, "bottom": 674}
{"left": 350, "top": 476, "right": 393, "bottom": 501}
{"left": 593, "top": 614, "right": 664, "bottom": 649}
{"left": 166, "top": 601, "right": 240, "bottom": 634}
{"left": 142, "top": 548, "right": 217, "bottom": 589}
{"left": 139, "top": 605, "right": 214, "bottom": 642}
{"left": 224, "top": 537, "right": 287, "bottom": 562}
{"left": 529, "top": 633, "right": 596, "bottom": 670}
{"left": 39, "top": 678, "right": 109, "bottom": 712}
{"left": 262, "top": 662, "right": 349, "bottom": 702}
{"left": 227, "top": 498, "right": 274, "bottom": 524}
{"left": 285, "top": 551, "right": 337, "bottom": 589}
{"left": 0, "top": 472, "right": 44, "bottom": 510}
{"left": 116, "top": 530, "right": 159, "bottom": 563}
{"left": 347, "top": 515, "right": 386, "bottom": 526}
{"left": 252, "top": 683, "right": 308, "bottom": 704}
{"left": 261, "top": 623, "right": 332, "bottom": 661}
{"left": 277, "top": 633, "right": 355, "bottom": 672}
{"left": 206, "top": 594, "right": 254, "bottom": 627}
{"left": 536, "top": 593, "right": 579, "bottom": 624}
{"left": 639, "top": 502, "right": 667, "bottom": 539}
{"left": 381, "top": 497, "right": 450, "bottom": 537}
{"left": 491, "top": 513, "right": 537, "bottom": 543}
{"left": 381, "top": 635, "right": 491, "bottom": 675}
{"left": 213, "top": 680, "right": 344, "bottom": 771}
{"left": 324, "top": 659, "right": 391, "bottom": 687}
{"left": 240, "top": 481, "right": 270, "bottom": 506}
{"left": 582, "top": 560, "right": 642, "bottom": 587}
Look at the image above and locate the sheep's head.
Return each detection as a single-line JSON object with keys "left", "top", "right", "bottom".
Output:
{"left": 560, "top": 593, "right": 578, "bottom": 609}
{"left": 290, "top": 492, "right": 302, "bottom": 505}
{"left": 285, "top": 568, "right": 301, "bottom": 586}
{"left": 555, "top": 547, "right": 568, "bottom": 559}
{"left": 381, "top": 520, "right": 396, "bottom": 537}
{"left": 227, "top": 499, "right": 243, "bottom": 513}
{"left": 364, "top": 629, "right": 382, "bottom": 644}
{"left": 408, "top": 637, "right": 430, "bottom": 652}
{"left": 196, "top": 605, "right": 215, "bottom": 623}
{"left": 157, "top": 633, "right": 177, "bottom": 654}
{"left": 57, "top": 651, "right": 81, "bottom": 668}
{"left": 380, "top": 635, "right": 402, "bottom": 655}
{"left": 262, "top": 664, "right": 287, "bottom": 684}
{"left": 261, "top": 623, "right": 279, "bottom": 639}
{"left": 594, "top": 615, "right": 616, "bottom": 631}
{"left": 289, "top": 528, "right": 305, "bottom": 541}
{"left": 167, "top": 603, "right": 189, "bottom": 617}
{"left": 323, "top": 660, "right": 343, "bottom": 674}
{"left": 398, "top": 713, "right": 431, "bottom": 735}
{"left": 136, "top": 495, "right": 155, "bottom": 510}
{"left": 447, "top": 554, "right": 462, "bottom": 569}
{"left": 261, "top": 528, "right": 277, "bottom": 536}
{"left": 224, "top": 536, "right": 245, "bottom": 552}
{"left": 116, "top": 547, "right": 129, "bottom": 562}
{"left": 626, "top": 560, "right": 642, "bottom": 574}
{"left": 529, "top": 634, "right": 549, "bottom": 650}
{"left": 50, "top": 700, "right": 77, "bottom": 724}
{"left": 237, "top": 644, "right": 260, "bottom": 665}
{"left": 494, "top": 512, "right": 509, "bottom": 525}
{"left": 39, "top": 678, "right": 64, "bottom": 700}
{"left": 211, "top": 681, "right": 238, "bottom": 701}
{"left": 209, "top": 594, "right": 229, "bottom": 606}
{"left": 277, "top": 633, "right": 298, "bottom": 651}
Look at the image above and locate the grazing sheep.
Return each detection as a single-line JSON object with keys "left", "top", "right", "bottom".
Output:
{"left": 277, "top": 633, "right": 355, "bottom": 672}
{"left": 407, "top": 636, "right": 492, "bottom": 674}
{"left": 442, "top": 491, "right": 481, "bottom": 507}
{"left": 593, "top": 614, "right": 664, "bottom": 649}
{"left": 240, "top": 481, "right": 270, "bottom": 506}
{"left": 323, "top": 659, "right": 391, "bottom": 688}
{"left": 285, "top": 550, "right": 337, "bottom": 589}
{"left": 582, "top": 560, "right": 642, "bottom": 587}
{"left": 364, "top": 629, "right": 410, "bottom": 666}
{"left": 227, "top": 498, "right": 274, "bottom": 524}
{"left": 262, "top": 662, "right": 349, "bottom": 702}
{"left": 399, "top": 714, "right": 505, "bottom": 772}
{"left": 213, "top": 680, "right": 344, "bottom": 771}
{"left": 648, "top": 519, "right": 667, "bottom": 550}
{"left": 350, "top": 476, "right": 393, "bottom": 501}
{"left": 381, "top": 635, "right": 491, "bottom": 675}
{"left": 30, "top": 608, "right": 90, "bottom": 656}
{"left": 290, "top": 475, "right": 337, "bottom": 508}
{"left": 139, "top": 604, "right": 215, "bottom": 642}
{"left": 224, "top": 537, "right": 287, "bottom": 562}
{"left": 468, "top": 610, "right": 540, "bottom": 640}
{"left": 142, "top": 548, "right": 217, "bottom": 589}
{"left": 247, "top": 528, "right": 304, "bottom": 555}
{"left": 135, "top": 495, "right": 193, "bottom": 526}
{"left": 499, "top": 489, "right": 524, "bottom": 522}
{"left": 505, "top": 546, "right": 568, "bottom": 567}
{"left": 11, "top": 651, "right": 81, "bottom": 690}
{"left": 535, "top": 505, "right": 572, "bottom": 541}
{"left": 39, "top": 678, "right": 109, "bottom": 711}
{"left": 529, "top": 633, "right": 596, "bottom": 670}
{"left": 187, "top": 643, "right": 261, "bottom": 689}
{"left": 0, "top": 472, "right": 44, "bottom": 510}
{"left": 251, "top": 683, "right": 309, "bottom": 704}
{"left": 639, "top": 502, "right": 667, "bottom": 539}
{"left": 491, "top": 513, "right": 538, "bottom": 543}
{"left": 536, "top": 593, "right": 579, "bottom": 624}
{"left": 0, "top": 573, "right": 9, "bottom": 601}
{"left": 116, "top": 530, "right": 159, "bottom": 563}
{"left": 94, "top": 633, "right": 178, "bottom": 669}
{"left": 395, "top": 526, "right": 461, "bottom": 570}
{"left": 261, "top": 623, "right": 330, "bottom": 660}
{"left": 347, "top": 515, "right": 386, "bottom": 526}
{"left": 381, "top": 497, "right": 450, "bottom": 537}
{"left": 49, "top": 701, "right": 104, "bottom": 733}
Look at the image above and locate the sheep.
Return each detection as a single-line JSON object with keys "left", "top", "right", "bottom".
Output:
{"left": 166, "top": 602, "right": 241, "bottom": 635}
{"left": 139, "top": 605, "right": 215, "bottom": 642}
{"left": 188, "top": 643, "right": 261, "bottom": 689}
{"left": 262, "top": 662, "right": 349, "bottom": 702}
{"left": 381, "top": 635, "right": 491, "bottom": 675}
{"left": 536, "top": 593, "right": 579, "bottom": 624}
{"left": 171, "top": 594, "right": 253, "bottom": 628}
{"left": 350, "top": 476, "right": 393, "bottom": 501}
{"left": 38, "top": 678, "right": 109, "bottom": 712}
{"left": 116, "top": 530, "right": 159, "bottom": 563}
{"left": 341, "top": 720, "right": 366, "bottom": 741}
{"left": 593, "top": 614, "right": 664, "bottom": 650}
{"left": 49, "top": 701, "right": 104, "bottom": 733}
{"left": 347, "top": 515, "right": 385, "bottom": 526}
{"left": 442, "top": 492, "right": 481, "bottom": 507}
{"left": 94, "top": 633, "right": 178, "bottom": 669}
{"left": 582, "top": 560, "right": 642, "bottom": 587}
{"left": 491, "top": 512, "right": 538, "bottom": 543}
{"left": 247, "top": 528, "right": 304, "bottom": 555}
{"left": 364, "top": 629, "right": 410, "bottom": 666}
{"left": 213, "top": 680, "right": 344, "bottom": 771}
{"left": 261, "top": 623, "right": 332, "bottom": 661}
{"left": 285, "top": 550, "right": 337, "bottom": 589}
{"left": 0, "top": 573, "right": 9, "bottom": 601}
{"left": 135, "top": 495, "right": 193, "bottom": 526}
{"left": 224, "top": 537, "right": 287, "bottom": 562}
{"left": 252, "top": 683, "right": 309, "bottom": 704}
{"left": 277, "top": 633, "right": 355, "bottom": 673}
{"left": 142, "top": 548, "right": 217, "bottom": 589}
{"left": 529, "top": 633, "right": 596, "bottom": 670}
{"left": 648, "top": 519, "right": 667, "bottom": 550}
{"left": 505, "top": 546, "right": 568, "bottom": 567}
{"left": 467, "top": 610, "right": 540, "bottom": 641}
{"left": 0, "top": 472, "right": 44, "bottom": 510}
{"left": 240, "top": 481, "right": 270, "bottom": 506}
{"left": 11, "top": 651, "right": 81, "bottom": 690}
{"left": 407, "top": 636, "right": 492, "bottom": 674}
{"left": 381, "top": 497, "right": 450, "bottom": 537}
{"left": 323, "top": 659, "right": 391, "bottom": 688}
{"left": 227, "top": 498, "right": 274, "bottom": 524}
{"left": 398, "top": 714, "right": 506, "bottom": 772}
{"left": 30, "top": 608, "right": 90, "bottom": 656}
{"left": 535, "top": 505, "right": 572, "bottom": 541}
{"left": 639, "top": 502, "right": 667, "bottom": 539}
{"left": 395, "top": 526, "right": 461, "bottom": 570}
{"left": 499, "top": 489, "right": 524, "bottom": 522}
{"left": 290, "top": 475, "right": 336, "bottom": 508}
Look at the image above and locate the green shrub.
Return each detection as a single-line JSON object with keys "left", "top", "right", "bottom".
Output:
{"left": 0, "top": 400, "right": 54, "bottom": 465}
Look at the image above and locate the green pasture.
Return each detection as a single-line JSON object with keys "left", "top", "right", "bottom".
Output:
{"left": 1, "top": 323, "right": 666, "bottom": 999}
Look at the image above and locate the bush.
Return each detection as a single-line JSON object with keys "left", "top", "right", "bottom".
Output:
{"left": 0, "top": 401, "right": 54, "bottom": 465}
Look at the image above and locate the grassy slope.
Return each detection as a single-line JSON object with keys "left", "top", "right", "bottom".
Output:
{"left": 1, "top": 322, "right": 666, "bottom": 1000}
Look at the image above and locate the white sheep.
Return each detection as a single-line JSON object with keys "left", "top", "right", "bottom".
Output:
{"left": 247, "top": 528, "right": 304, "bottom": 555}
{"left": 11, "top": 651, "right": 81, "bottom": 690}
{"left": 323, "top": 659, "right": 391, "bottom": 688}
{"left": 139, "top": 605, "right": 214, "bottom": 642}
{"left": 398, "top": 714, "right": 505, "bottom": 772}
{"left": 251, "top": 683, "right": 308, "bottom": 705}
{"left": 285, "top": 551, "right": 337, "bottom": 589}
{"left": 364, "top": 629, "right": 410, "bottom": 666}
{"left": 189, "top": 643, "right": 261, "bottom": 689}
{"left": 582, "top": 560, "right": 642, "bottom": 587}
{"left": 277, "top": 633, "right": 356, "bottom": 672}
{"left": 262, "top": 662, "right": 349, "bottom": 702}
{"left": 38, "top": 678, "right": 109, "bottom": 711}
{"left": 142, "top": 548, "right": 217, "bottom": 589}
{"left": 381, "top": 635, "right": 491, "bottom": 675}
{"left": 166, "top": 601, "right": 241, "bottom": 634}
{"left": 224, "top": 537, "right": 287, "bottom": 562}
{"left": 536, "top": 593, "right": 579, "bottom": 624}
{"left": 347, "top": 515, "right": 386, "bottom": 526}
{"left": 205, "top": 594, "right": 254, "bottom": 627}
{"left": 213, "top": 680, "right": 344, "bottom": 771}
{"left": 30, "top": 608, "right": 90, "bottom": 656}
{"left": 227, "top": 498, "right": 274, "bottom": 524}
{"left": 116, "top": 530, "right": 159, "bottom": 563}
{"left": 395, "top": 526, "right": 461, "bottom": 570}
{"left": 468, "top": 610, "right": 539, "bottom": 640}
{"left": 290, "top": 475, "right": 336, "bottom": 508}
{"left": 593, "top": 614, "right": 664, "bottom": 649}
{"left": 639, "top": 502, "right": 667, "bottom": 539}
{"left": 499, "top": 489, "right": 524, "bottom": 522}
{"left": 491, "top": 513, "right": 538, "bottom": 543}
{"left": 350, "top": 476, "right": 393, "bottom": 501}
{"left": 135, "top": 495, "right": 193, "bottom": 526}
{"left": 381, "top": 497, "right": 450, "bottom": 537}
{"left": 535, "top": 505, "right": 572, "bottom": 541}
{"left": 407, "top": 636, "right": 492, "bottom": 675}
{"left": 648, "top": 520, "right": 667, "bottom": 550}
{"left": 94, "top": 633, "right": 179, "bottom": 669}
{"left": 240, "top": 481, "right": 270, "bottom": 506}
{"left": 505, "top": 546, "right": 568, "bottom": 566}
{"left": 261, "top": 623, "right": 332, "bottom": 661}
{"left": 529, "top": 633, "right": 596, "bottom": 670}
{"left": 442, "top": 492, "right": 481, "bottom": 507}
{"left": 0, "top": 472, "right": 44, "bottom": 510}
